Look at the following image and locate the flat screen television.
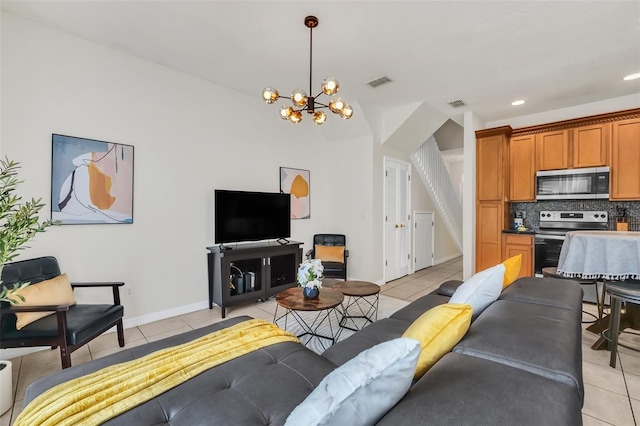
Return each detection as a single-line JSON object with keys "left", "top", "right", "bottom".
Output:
{"left": 214, "top": 190, "right": 291, "bottom": 244}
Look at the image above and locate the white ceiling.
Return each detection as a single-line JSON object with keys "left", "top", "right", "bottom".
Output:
{"left": 3, "top": 1, "right": 640, "bottom": 125}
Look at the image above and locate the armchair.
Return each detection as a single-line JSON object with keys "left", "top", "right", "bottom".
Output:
{"left": 306, "top": 234, "right": 348, "bottom": 280}
{"left": 0, "top": 256, "right": 125, "bottom": 369}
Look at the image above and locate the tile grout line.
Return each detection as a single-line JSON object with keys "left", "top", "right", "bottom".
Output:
{"left": 618, "top": 353, "right": 639, "bottom": 426}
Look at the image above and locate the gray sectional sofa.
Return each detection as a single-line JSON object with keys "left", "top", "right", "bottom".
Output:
{"left": 22, "top": 276, "right": 583, "bottom": 425}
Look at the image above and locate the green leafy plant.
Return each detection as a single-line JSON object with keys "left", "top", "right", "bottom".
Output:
{"left": 0, "top": 157, "right": 56, "bottom": 304}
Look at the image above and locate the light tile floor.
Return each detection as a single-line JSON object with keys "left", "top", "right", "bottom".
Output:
{"left": 2, "top": 256, "right": 639, "bottom": 425}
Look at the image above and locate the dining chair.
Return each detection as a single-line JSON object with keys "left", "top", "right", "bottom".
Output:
{"left": 542, "top": 267, "right": 601, "bottom": 324}
{"left": 604, "top": 280, "right": 640, "bottom": 368}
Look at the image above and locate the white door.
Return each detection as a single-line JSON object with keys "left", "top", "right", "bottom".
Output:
{"left": 414, "top": 211, "right": 434, "bottom": 271}
{"left": 385, "top": 158, "right": 411, "bottom": 281}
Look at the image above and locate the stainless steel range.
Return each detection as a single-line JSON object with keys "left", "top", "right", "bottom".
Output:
{"left": 534, "top": 210, "right": 609, "bottom": 276}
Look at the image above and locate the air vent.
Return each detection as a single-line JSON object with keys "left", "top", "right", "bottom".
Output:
{"left": 448, "top": 99, "right": 466, "bottom": 108}
{"left": 367, "top": 76, "right": 392, "bottom": 87}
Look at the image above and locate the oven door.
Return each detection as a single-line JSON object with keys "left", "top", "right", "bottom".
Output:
{"left": 534, "top": 233, "right": 565, "bottom": 275}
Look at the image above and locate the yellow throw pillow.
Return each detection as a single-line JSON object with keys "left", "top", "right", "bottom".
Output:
{"left": 14, "top": 273, "right": 77, "bottom": 330}
{"left": 502, "top": 254, "right": 522, "bottom": 288}
{"left": 315, "top": 245, "right": 345, "bottom": 263}
{"left": 401, "top": 303, "right": 472, "bottom": 379}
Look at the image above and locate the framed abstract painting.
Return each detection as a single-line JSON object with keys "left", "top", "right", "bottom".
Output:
{"left": 280, "top": 167, "right": 310, "bottom": 219}
{"left": 51, "top": 134, "right": 134, "bottom": 224}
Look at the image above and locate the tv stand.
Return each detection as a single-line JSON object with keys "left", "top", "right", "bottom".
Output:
{"left": 207, "top": 241, "right": 302, "bottom": 318}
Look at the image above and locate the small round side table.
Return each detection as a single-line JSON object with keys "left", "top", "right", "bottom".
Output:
{"left": 330, "top": 280, "right": 380, "bottom": 331}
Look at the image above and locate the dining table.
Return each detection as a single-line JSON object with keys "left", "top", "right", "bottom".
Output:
{"left": 556, "top": 230, "right": 640, "bottom": 350}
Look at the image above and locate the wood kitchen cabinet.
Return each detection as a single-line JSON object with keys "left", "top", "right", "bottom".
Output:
{"left": 611, "top": 117, "right": 640, "bottom": 200}
{"left": 502, "top": 233, "right": 534, "bottom": 279}
{"left": 509, "top": 134, "right": 536, "bottom": 201}
{"left": 537, "top": 130, "right": 570, "bottom": 170}
{"left": 477, "top": 128, "right": 510, "bottom": 201}
{"left": 477, "top": 202, "right": 508, "bottom": 272}
{"left": 571, "top": 123, "right": 610, "bottom": 168}
{"left": 476, "top": 127, "right": 511, "bottom": 273}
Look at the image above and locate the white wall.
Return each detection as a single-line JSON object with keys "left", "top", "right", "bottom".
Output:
{"left": 0, "top": 13, "right": 377, "bottom": 335}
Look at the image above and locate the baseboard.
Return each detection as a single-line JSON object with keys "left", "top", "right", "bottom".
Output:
{"left": 122, "top": 300, "right": 210, "bottom": 329}
{"left": 1, "top": 300, "right": 214, "bottom": 361}
{"left": 434, "top": 252, "right": 462, "bottom": 265}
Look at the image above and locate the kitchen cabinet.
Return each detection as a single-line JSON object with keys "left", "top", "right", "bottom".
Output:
{"left": 502, "top": 233, "right": 534, "bottom": 279}
{"left": 477, "top": 128, "right": 510, "bottom": 201}
{"left": 611, "top": 118, "right": 640, "bottom": 200}
{"left": 509, "top": 134, "right": 536, "bottom": 202}
{"left": 476, "top": 127, "right": 511, "bottom": 273}
{"left": 476, "top": 202, "right": 508, "bottom": 272}
{"left": 207, "top": 241, "right": 302, "bottom": 317}
{"left": 572, "top": 123, "right": 610, "bottom": 168}
{"left": 537, "top": 130, "right": 570, "bottom": 170}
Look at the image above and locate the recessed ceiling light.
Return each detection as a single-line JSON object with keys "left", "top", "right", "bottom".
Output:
{"left": 623, "top": 73, "right": 640, "bottom": 81}
{"left": 511, "top": 100, "right": 525, "bottom": 106}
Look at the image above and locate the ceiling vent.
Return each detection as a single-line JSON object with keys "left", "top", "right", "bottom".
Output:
{"left": 448, "top": 99, "right": 466, "bottom": 108}
{"left": 367, "top": 76, "right": 392, "bottom": 88}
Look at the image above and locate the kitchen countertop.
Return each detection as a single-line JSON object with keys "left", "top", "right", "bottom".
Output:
{"left": 502, "top": 229, "right": 536, "bottom": 235}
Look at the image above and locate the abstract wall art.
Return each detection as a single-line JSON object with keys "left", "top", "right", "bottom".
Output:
{"left": 280, "top": 167, "right": 310, "bottom": 219}
{"left": 51, "top": 134, "right": 134, "bottom": 224}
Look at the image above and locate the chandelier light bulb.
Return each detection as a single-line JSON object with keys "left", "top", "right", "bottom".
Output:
{"left": 313, "top": 111, "right": 327, "bottom": 125}
{"left": 329, "top": 97, "right": 345, "bottom": 114}
{"left": 291, "top": 89, "right": 308, "bottom": 107}
{"left": 340, "top": 104, "right": 354, "bottom": 120}
{"left": 321, "top": 77, "right": 339, "bottom": 96}
{"left": 262, "top": 87, "right": 279, "bottom": 104}
{"left": 280, "top": 106, "right": 293, "bottom": 120}
{"left": 289, "top": 110, "right": 303, "bottom": 124}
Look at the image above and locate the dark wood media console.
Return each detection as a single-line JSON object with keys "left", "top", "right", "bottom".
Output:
{"left": 206, "top": 241, "right": 303, "bottom": 318}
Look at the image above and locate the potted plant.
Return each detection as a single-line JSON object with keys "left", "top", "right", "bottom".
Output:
{"left": 0, "top": 157, "right": 56, "bottom": 414}
{"left": 297, "top": 258, "right": 324, "bottom": 299}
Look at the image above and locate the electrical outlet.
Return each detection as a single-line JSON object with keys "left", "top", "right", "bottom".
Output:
{"left": 125, "top": 288, "right": 133, "bottom": 298}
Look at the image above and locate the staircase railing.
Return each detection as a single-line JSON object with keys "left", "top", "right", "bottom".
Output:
{"left": 411, "top": 136, "right": 463, "bottom": 251}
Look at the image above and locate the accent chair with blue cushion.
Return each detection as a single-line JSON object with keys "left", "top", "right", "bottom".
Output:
{"left": 306, "top": 234, "right": 348, "bottom": 280}
{"left": 0, "top": 256, "right": 125, "bottom": 368}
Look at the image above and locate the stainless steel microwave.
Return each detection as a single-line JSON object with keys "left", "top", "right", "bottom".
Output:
{"left": 536, "top": 167, "right": 610, "bottom": 200}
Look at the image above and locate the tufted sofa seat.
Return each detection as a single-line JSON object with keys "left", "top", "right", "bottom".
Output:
{"left": 23, "top": 316, "right": 335, "bottom": 425}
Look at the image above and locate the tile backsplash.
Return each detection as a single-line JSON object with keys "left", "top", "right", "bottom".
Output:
{"left": 510, "top": 200, "right": 640, "bottom": 232}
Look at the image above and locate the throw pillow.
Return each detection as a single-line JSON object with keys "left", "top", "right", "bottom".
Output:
{"left": 314, "top": 245, "right": 345, "bottom": 263}
{"left": 401, "top": 303, "right": 472, "bottom": 379}
{"left": 285, "top": 337, "right": 420, "bottom": 426}
{"left": 14, "top": 273, "right": 77, "bottom": 330}
{"left": 449, "top": 264, "right": 505, "bottom": 319}
{"left": 502, "top": 254, "right": 522, "bottom": 288}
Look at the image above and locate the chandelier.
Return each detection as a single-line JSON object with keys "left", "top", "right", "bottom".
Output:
{"left": 261, "top": 16, "right": 353, "bottom": 125}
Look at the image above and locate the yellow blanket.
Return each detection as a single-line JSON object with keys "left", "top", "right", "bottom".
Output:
{"left": 15, "top": 319, "right": 299, "bottom": 426}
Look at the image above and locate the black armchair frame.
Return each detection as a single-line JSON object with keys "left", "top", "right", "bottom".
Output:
{"left": 306, "top": 234, "right": 349, "bottom": 280}
{"left": 0, "top": 257, "right": 125, "bottom": 369}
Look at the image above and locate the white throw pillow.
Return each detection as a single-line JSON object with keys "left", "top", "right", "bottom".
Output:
{"left": 449, "top": 264, "right": 505, "bottom": 319}
{"left": 285, "top": 337, "right": 420, "bottom": 426}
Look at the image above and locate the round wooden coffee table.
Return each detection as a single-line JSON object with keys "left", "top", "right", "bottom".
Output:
{"left": 274, "top": 287, "right": 344, "bottom": 351}
{"left": 330, "top": 280, "right": 380, "bottom": 331}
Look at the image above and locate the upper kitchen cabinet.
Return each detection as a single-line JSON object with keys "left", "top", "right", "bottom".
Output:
{"left": 537, "top": 130, "right": 570, "bottom": 170}
{"left": 509, "top": 134, "right": 536, "bottom": 202}
{"left": 477, "top": 127, "right": 511, "bottom": 201}
{"left": 572, "top": 123, "right": 610, "bottom": 168}
{"left": 611, "top": 118, "right": 640, "bottom": 200}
